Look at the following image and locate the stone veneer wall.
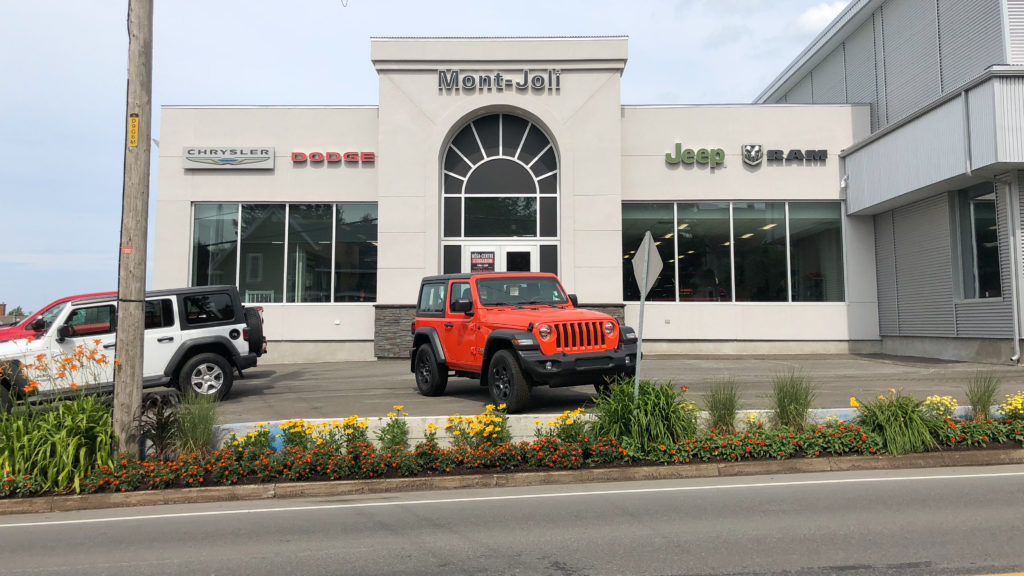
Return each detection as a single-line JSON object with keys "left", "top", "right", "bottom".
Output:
{"left": 374, "top": 305, "right": 416, "bottom": 359}
{"left": 374, "top": 303, "right": 626, "bottom": 359}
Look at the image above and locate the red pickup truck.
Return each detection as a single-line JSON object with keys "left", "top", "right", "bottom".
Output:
{"left": 0, "top": 292, "right": 116, "bottom": 343}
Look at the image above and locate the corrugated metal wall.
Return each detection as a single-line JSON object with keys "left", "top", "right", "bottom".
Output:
{"left": 874, "top": 212, "right": 899, "bottom": 334}
{"left": 874, "top": 187, "right": 1018, "bottom": 339}
{"left": 998, "top": 77, "right": 1024, "bottom": 161}
{"left": 892, "top": 195, "right": 955, "bottom": 335}
{"left": 968, "top": 80, "right": 998, "bottom": 168}
{"left": 812, "top": 46, "right": 847, "bottom": 103}
{"left": 786, "top": 75, "right": 813, "bottom": 104}
{"left": 937, "top": 0, "right": 1004, "bottom": 94}
{"left": 882, "top": 0, "right": 942, "bottom": 124}
{"left": 845, "top": 18, "right": 880, "bottom": 131}
{"left": 765, "top": 0, "right": 1007, "bottom": 134}
{"left": 1009, "top": 0, "right": 1024, "bottom": 64}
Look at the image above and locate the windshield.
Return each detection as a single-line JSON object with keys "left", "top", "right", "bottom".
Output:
{"left": 475, "top": 276, "right": 568, "bottom": 307}
{"left": 26, "top": 302, "right": 67, "bottom": 331}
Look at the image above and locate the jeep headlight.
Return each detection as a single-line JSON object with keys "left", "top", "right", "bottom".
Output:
{"left": 537, "top": 324, "right": 552, "bottom": 340}
{"left": 603, "top": 321, "right": 615, "bottom": 336}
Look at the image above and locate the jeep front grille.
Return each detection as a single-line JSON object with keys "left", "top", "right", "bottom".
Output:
{"left": 553, "top": 321, "right": 606, "bottom": 353}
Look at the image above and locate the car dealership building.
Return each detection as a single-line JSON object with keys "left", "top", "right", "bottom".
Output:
{"left": 154, "top": 0, "right": 1024, "bottom": 365}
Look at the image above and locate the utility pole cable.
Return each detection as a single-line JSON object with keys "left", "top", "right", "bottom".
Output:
{"left": 113, "top": 0, "right": 153, "bottom": 455}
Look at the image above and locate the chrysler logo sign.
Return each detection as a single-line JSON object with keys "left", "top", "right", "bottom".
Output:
{"left": 183, "top": 147, "right": 275, "bottom": 170}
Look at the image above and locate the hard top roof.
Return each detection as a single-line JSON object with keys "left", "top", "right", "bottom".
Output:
{"left": 420, "top": 272, "right": 557, "bottom": 283}
{"left": 66, "top": 285, "right": 239, "bottom": 306}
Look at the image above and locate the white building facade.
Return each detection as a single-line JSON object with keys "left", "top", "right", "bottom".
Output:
{"left": 155, "top": 36, "right": 882, "bottom": 363}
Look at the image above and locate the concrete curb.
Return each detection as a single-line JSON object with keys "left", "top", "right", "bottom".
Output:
{"left": 3, "top": 448, "right": 1022, "bottom": 516}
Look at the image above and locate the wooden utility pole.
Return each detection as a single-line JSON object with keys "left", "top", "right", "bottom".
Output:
{"left": 113, "top": 0, "right": 154, "bottom": 455}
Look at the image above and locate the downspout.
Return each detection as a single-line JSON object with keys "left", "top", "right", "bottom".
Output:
{"left": 1002, "top": 176, "right": 1022, "bottom": 364}
{"left": 962, "top": 90, "right": 972, "bottom": 177}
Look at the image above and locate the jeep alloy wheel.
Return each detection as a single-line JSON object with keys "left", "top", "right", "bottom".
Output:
{"left": 179, "top": 353, "right": 234, "bottom": 400}
{"left": 414, "top": 345, "right": 448, "bottom": 396}
{"left": 487, "top": 349, "right": 530, "bottom": 413}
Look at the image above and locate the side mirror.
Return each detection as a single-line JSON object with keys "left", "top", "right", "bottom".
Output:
{"left": 57, "top": 325, "right": 74, "bottom": 342}
{"left": 568, "top": 294, "right": 579, "bottom": 307}
{"left": 452, "top": 298, "right": 473, "bottom": 315}
{"left": 29, "top": 318, "right": 46, "bottom": 331}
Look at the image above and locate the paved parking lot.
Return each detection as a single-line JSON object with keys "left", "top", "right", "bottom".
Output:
{"left": 216, "top": 354, "right": 1024, "bottom": 424}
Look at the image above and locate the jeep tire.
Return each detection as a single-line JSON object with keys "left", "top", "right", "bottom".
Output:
{"left": 414, "top": 344, "right": 448, "bottom": 396}
{"left": 179, "top": 353, "right": 234, "bottom": 400}
{"left": 488, "top": 349, "right": 530, "bottom": 413}
{"left": 243, "top": 307, "right": 264, "bottom": 356}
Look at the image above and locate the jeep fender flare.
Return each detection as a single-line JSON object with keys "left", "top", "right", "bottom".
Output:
{"left": 411, "top": 327, "right": 446, "bottom": 372}
{"left": 481, "top": 330, "right": 538, "bottom": 377}
{"left": 164, "top": 336, "right": 242, "bottom": 378}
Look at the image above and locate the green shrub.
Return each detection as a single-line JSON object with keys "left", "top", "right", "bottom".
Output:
{"left": 0, "top": 395, "right": 115, "bottom": 493}
{"left": 855, "top": 389, "right": 939, "bottom": 455}
{"left": 590, "top": 377, "right": 697, "bottom": 456}
{"left": 703, "top": 380, "right": 742, "bottom": 434}
{"left": 174, "top": 392, "right": 218, "bottom": 455}
{"left": 965, "top": 372, "right": 1000, "bottom": 421}
{"left": 375, "top": 405, "right": 411, "bottom": 451}
{"left": 135, "top": 392, "right": 180, "bottom": 460}
{"left": 769, "top": 371, "right": 816, "bottom": 431}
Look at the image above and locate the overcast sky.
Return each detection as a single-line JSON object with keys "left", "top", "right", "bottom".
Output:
{"left": 0, "top": 0, "right": 849, "bottom": 313}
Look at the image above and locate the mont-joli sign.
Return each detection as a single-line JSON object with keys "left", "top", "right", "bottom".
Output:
{"left": 183, "top": 147, "right": 274, "bottom": 170}
{"left": 439, "top": 69, "right": 561, "bottom": 93}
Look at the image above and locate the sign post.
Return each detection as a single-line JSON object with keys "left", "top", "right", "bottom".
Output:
{"left": 630, "top": 231, "right": 663, "bottom": 401}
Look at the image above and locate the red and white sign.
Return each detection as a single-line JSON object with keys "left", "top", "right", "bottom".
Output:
{"left": 292, "top": 151, "right": 375, "bottom": 163}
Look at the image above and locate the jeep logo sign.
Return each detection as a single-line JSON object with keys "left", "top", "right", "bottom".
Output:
{"left": 665, "top": 143, "right": 726, "bottom": 168}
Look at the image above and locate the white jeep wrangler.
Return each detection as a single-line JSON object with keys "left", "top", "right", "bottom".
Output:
{"left": 0, "top": 285, "right": 265, "bottom": 411}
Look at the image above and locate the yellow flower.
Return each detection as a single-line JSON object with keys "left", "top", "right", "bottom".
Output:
{"left": 345, "top": 429, "right": 353, "bottom": 435}
{"left": 358, "top": 421, "right": 368, "bottom": 429}
{"left": 850, "top": 397, "right": 860, "bottom": 408}
{"left": 453, "top": 430, "right": 461, "bottom": 436}
{"left": 878, "top": 395, "right": 885, "bottom": 401}
{"left": 888, "top": 388, "right": 897, "bottom": 395}
{"left": 393, "top": 405, "right": 404, "bottom": 411}
{"left": 566, "top": 419, "right": 574, "bottom": 425}
{"left": 534, "top": 420, "right": 542, "bottom": 426}
{"left": 387, "top": 412, "right": 397, "bottom": 418}
{"left": 498, "top": 403, "right": 507, "bottom": 410}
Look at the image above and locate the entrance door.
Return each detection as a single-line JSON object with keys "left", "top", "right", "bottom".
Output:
{"left": 462, "top": 245, "right": 539, "bottom": 273}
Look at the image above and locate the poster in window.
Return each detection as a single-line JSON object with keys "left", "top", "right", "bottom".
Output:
{"left": 471, "top": 251, "right": 495, "bottom": 272}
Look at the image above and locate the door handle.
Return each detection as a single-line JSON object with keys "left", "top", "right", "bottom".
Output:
{"left": 444, "top": 323, "right": 454, "bottom": 329}
{"left": 157, "top": 336, "right": 174, "bottom": 343}
{"left": 103, "top": 343, "right": 116, "bottom": 349}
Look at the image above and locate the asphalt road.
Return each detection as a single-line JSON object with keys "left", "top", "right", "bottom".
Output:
{"left": 216, "top": 354, "right": 1024, "bottom": 423}
{"left": 3, "top": 465, "right": 1023, "bottom": 575}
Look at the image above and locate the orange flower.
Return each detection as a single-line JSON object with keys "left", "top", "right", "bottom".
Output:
{"left": 69, "top": 383, "right": 79, "bottom": 390}
{"left": 93, "top": 339, "right": 102, "bottom": 345}
{"left": 680, "top": 385, "right": 689, "bottom": 392}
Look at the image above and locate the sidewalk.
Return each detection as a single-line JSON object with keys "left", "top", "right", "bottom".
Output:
{"left": 216, "top": 354, "right": 1024, "bottom": 424}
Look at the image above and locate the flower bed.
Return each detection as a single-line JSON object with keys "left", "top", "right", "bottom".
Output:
{"left": 4, "top": 385, "right": 1024, "bottom": 499}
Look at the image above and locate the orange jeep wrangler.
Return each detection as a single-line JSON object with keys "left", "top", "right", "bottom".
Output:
{"left": 410, "top": 272, "right": 638, "bottom": 412}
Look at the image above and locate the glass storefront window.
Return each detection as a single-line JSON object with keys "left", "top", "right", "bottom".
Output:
{"left": 790, "top": 202, "right": 845, "bottom": 302}
{"left": 464, "top": 197, "right": 537, "bottom": 237}
{"left": 957, "top": 183, "right": 1001, "bottom": 299}
{"left": 287, "top": 204, "right": 333, "bottom": 303}
{"left": 733, "top": 202, "right": 787, "bottom": 302}
{"left": 239, "top": 204, "right": 286, "bottom": 304}
{"left": 191, "top": 203, "right": 377, "bottom": 303}
{"left": 622, "top": 203, "right": 676, "bottom": 301}
{"left": 335, "top": 204, "right": 378, "bottom": 303}
{"left": 677, "top": 202, "right": 731, "bottom": 302}
{"left": 622, "top": 201, "right": 845, "bottom": 303}
{"left": 191, "top": 204, "right": 238, "bottom": 287}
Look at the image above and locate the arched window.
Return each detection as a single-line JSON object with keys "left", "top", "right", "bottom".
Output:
{"left": 442, "top": 113, "right": 558, "bottom": 238}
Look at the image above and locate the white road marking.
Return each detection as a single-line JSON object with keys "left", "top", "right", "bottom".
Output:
{"left": 3, "top": 469, "right": 1024, "bottom": 529}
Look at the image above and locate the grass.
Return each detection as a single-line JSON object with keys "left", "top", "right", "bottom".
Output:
{"left": 703, "top": 380, "right": 742, "bottom": 434}
{"left": 590, "top": 377, "right": 698, "bottom": 456}
{"left": 174, "top": 392, "right": 219, "bottom": 455}
{"left": 965, "top": 372, "right": 1000, "bottom": 421}
{"left": 769, "top": 371, "right": 816, "bottom": 432}
{"left": 855, "top": 390, "right": 939, "bottom": 456}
